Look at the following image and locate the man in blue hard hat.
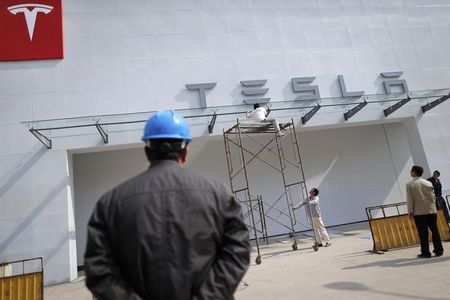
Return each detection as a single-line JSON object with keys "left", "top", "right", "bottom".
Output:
{"left": 84, "top": 110, "right": 250, "bottom": 300}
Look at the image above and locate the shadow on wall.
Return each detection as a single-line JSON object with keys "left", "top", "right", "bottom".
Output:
{"left": 176, "top": 124, "right": 413, "bottom": 235}
{"left": 43, "top": 230, "right": 75, "bottom": 268}
{"left": 0, "top": 60, "right": 61, "bottom": 71}
{"left": 174, "top": 88, "right": 201, "bottom": 110}
{"left": 0, "top": 144, "right": 46, "bottom": 199}
{"left": 298, "top": 124, "right": 412, "bottom": 226}
{"left": 186, "top": 136, "right": 229, "bottom": 183}
{"left": 42, "top": 229, "right": 76, "bottom": 285}
{"left": 0, "top": 176, "right": 69, "bottom": 256}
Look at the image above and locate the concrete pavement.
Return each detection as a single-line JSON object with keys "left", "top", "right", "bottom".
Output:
{"left": 45, "top": 222, "right": 450, "bottom": 300}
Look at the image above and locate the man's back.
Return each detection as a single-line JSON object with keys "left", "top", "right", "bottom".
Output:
{"left": 247, "top": 107, "right": 266, "bottom": 122}
{"left": 406, "top": 177, "right": 437, "bottom": 216}
{"left": 85, "top": 159, "right": 250, "bottom": 300}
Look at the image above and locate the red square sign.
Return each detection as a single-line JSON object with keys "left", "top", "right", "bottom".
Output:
{"left": 0, "top": 0, "right": 63, "bottom": 61}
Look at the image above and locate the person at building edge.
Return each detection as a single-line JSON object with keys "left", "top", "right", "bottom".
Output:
{"left": 406, "top": 165, "right": 444, "bottom": 258}
{"left": 84, "top": 110, "right": 250, "bottom": 299}
{"left": 427, "top": 170, "right": 450, "bottom": 223}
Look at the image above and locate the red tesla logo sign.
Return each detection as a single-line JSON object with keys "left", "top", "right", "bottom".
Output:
{"left": 0, "top": 0, "right": 63, "bottom": 61}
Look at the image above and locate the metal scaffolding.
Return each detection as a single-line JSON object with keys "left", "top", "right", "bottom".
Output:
{"left": 223, "top": 119, "right": 319, "bottom": 265}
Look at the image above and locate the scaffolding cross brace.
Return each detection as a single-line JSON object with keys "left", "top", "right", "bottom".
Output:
{"left": 223, "top": 118, "right": 320, "bottom": 265}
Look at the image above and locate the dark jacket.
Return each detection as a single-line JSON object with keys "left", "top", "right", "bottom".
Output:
{"left": 427, "top": 177, "right": 442, "bottom": 199}
{"left": 84, "top": 160, "right": 250, "bottom": 300}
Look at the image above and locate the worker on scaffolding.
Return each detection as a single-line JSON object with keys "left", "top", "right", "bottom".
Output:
{"left": 84, "top": 110, "right": 250, "bottom": 300}
{"left": 293, "top": 188, "right": 331, "bottom": 247}
{"left": 246, "top": 103, "right": 282, "bottom": 134}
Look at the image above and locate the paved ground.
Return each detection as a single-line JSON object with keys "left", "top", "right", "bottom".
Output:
{"left": 45, "top": 222, "right": 450, "bottom": 300}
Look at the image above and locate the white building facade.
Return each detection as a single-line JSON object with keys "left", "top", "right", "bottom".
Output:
{"left": 1, "top": 0, "right": 450, "bottom": 285}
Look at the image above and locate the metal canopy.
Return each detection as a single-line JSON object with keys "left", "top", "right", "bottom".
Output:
{"left": 344, "top": 101, "right": 368, "bottom": 121}
{"left": 301, "top": 104, "right": 321, "bottom": 124}
{"left": 384, "top": 96, "right": 411, "bottom": 117}
{"left": 208, "top": 111, "right": 217, "bottom": 134}
{"left": 29, "top": 128, "right": 52, "bottom": 149}
{"left": 22, "top": 88, "right": 450, "bottom": 149}
{"left": 421, "top": 93, "right": 450, "bottom": 113}
{"left": 95, "top": 122, "right": 108, "bottom": 144}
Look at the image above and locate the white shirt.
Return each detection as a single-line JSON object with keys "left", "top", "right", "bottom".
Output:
{"left": 246, "top": 107, "right": 267, "bottom": 122}
{"left": 295, "top": 196, "right": 321, "bottom": 218}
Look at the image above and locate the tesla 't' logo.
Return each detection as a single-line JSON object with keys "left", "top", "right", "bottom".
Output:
{"left": 7, "top": 3, "right": 54, "bottom": 41}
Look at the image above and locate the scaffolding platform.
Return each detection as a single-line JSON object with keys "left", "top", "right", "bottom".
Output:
{"left": 223, "top": 119, "right": 319, "bottom": 265}
{"left": 225, "top": 121, "right": 291, "bottom": 135}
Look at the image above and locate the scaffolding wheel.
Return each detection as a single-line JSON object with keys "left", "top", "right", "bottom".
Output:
{"left": 255, "top": 256, "right": 262, "bottom": 265}
{"left": 292, "top": 243, "right": 298, "bottom": 251}
{"left": 312, "top": 243, "right": 319, "bottom": 252}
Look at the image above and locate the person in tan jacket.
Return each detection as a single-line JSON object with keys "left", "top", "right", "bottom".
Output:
{"left": 406, "top": 165, "right": 444, "bottom": 258}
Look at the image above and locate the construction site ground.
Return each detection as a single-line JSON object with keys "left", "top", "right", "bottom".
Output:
{"left": 45, "top": 222, "right": 450, "bottom": 300}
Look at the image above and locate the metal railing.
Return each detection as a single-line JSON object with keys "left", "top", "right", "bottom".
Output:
{"left": 366, "top": 202, "right": 450, "bottom": 252}
{"left": 366, "top": 202, "right": 408, "bottom": 220}
{"left": 0, "top": 257, "right": 43, "bottom": 300}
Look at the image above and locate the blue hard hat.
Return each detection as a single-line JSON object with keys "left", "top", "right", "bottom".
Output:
{"left": 142, "top": 110, "right": 192, "bottom": 142}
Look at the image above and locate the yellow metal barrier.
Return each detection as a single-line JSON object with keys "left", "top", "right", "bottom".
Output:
{"left": 366, "top": 203, "right": 450, "bottom": 252}
{"left": 0, "top": 258, "right": 43, "bottom": 300}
